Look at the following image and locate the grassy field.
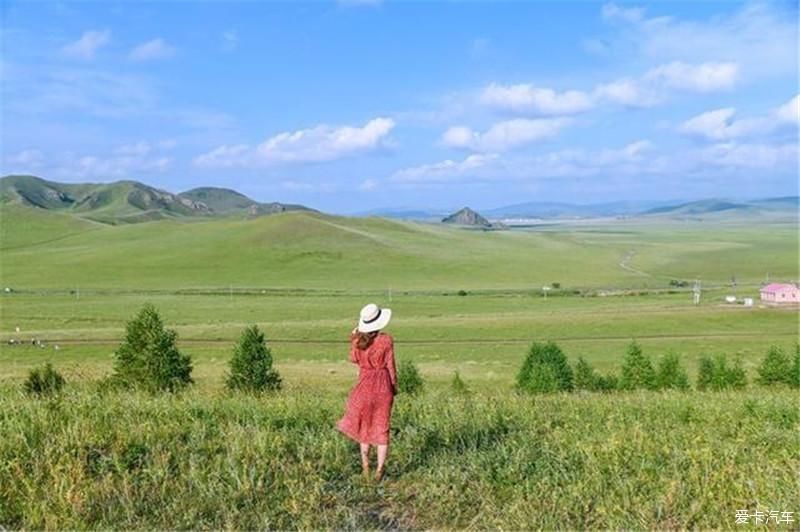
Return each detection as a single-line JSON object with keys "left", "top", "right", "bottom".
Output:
{"left": 1, "top": 204, "right": 798, "bottom": 529}
{"left": 1, "top": 385, "right": 798, "bottom": 529}
{"left": 2, "top": 204, "right": 798, "bottom": 291}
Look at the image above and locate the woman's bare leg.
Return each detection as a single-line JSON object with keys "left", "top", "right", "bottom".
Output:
{"left": 375, "top": 444, "right": 389, "bottom": 480}
{"left": 360, "top": 443, "right": 370, "bottom": 477}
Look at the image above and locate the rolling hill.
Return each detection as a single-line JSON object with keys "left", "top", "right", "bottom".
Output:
{"left": 643, "top": 197, "right": 799, "bottom": 218}
{"left": 0, "top": 175, "right": 311, "bottom": 224}
{"left": 178, "top": 187, "right": 312, "bottom": 216}
{"left": 1, "top": 197, "right": 797, "bottom": 291}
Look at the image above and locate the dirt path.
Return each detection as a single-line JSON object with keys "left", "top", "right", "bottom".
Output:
{"left": 618, "top": 250, "right": 651, "bottom": 277}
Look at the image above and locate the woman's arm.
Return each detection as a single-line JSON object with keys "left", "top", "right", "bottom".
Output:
{"left": 349, "top": 328, "right": 359, "bottom": 363}
{"left": 386, "top": 336, "right": 398, "bottom": 394}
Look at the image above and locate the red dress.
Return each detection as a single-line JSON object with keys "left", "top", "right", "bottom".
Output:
{"left": 336, "top": 332, "right": 398, "bottom": 445}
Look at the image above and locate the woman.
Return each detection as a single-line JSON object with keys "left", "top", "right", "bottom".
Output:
{"left": 336, "top": 303, "right": 397, "bottom": 481}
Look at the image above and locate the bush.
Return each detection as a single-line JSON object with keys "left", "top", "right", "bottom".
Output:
{"left": 226, "top": 325, "right": 281, "bottom": 393}
{"left": 457, "top": 290, "right": 468, "bottom": 296}
{"left": 573, "top": 357, "right": 619, "bottom": 393}
{"left": 791, "top": 344, "right": 800, "bottom": 389}
{"left": 112, "top": 304, "right": 193, "bottom": 392}
{"left": 573, "top": 357, "right": 597, "bottom": 390}
{"left": 619, "top": 341, "right": 657, "bottom": 390}
{"left": 655, "top": 352, "right": 690, "bottom": 390}
{"left": 24, "top": 363, "right": 65, "bottom": 397}
{"left": 451, "top": 371, "right": 469, "bottom": 395}
{"left": 517, "top": 341, "right": 573, "bottom": 393}
{"left": 696, "top": 354, "right": 747, "bottom": 391}
{"left": 757, "top": 345, "right": 793, "bottom": 386}
{"left": 594, "top": 373, "right": 619, "bottom": 392}
{"left": 398, "top": 359, "right": 424, "bottom": 395}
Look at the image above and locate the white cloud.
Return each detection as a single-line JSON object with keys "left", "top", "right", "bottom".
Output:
{"left": 697, "top": 142, "right": 798, "bottom": 169}
{"left": 194, "top": 117, "right": 395, "bottom": 167}
{"left": 441, "top": 118, "right": 571, "bottom": 152}
{"left": 480, "top": 83, "right": 594, "bottom": 115}
{"left": 257, "top": 117, "right": 395, "bottom": 163}
{"left": 776, "top": 94, "right": 799, "bottom": 125}
{"left": 222, "top": 30, "right": 239, "bottom": 51}
{"left": 593, "top": 78, "right": 659, "bottom": 107}
{"left": 601, "top": 3, "right": 645, "bottom": 23}
{"left": 388, "top": 138, "right": 796, "bottom": 186}
{"left": 129, "top": 38, "right": 176, "bottom": 62}
{"left": 680, "top": 96, "right": 800, "bottom": 141}
{"left": 680, "top": 108, "right": 741, "bottom": 140}
{"left": 61, "top": 30, "right": 111, "bottom": 60}
{"left": 481, "top": 61, "right": 739, "bottom": 116}
{"left": 359, "top": 178, "right": 378, "bottom": 191}
{"left": 4, "top": 149, "right": 44, "bottom": 170}
{"left": 72, "top": 154, "right": 172, "bottom": 178}
{"left": 643, "top": 61, "right": 738, "bottom": 92}
{"left": 391, "top": 154, "right": 499, "bottom": 183}
{"left": 193, "top": 144, "right": 251, "bottom": 168}
{"left": 598, "top": 1, "right": 797, "bottom": 79}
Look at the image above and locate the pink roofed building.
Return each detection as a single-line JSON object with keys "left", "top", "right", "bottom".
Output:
{"left": 759, "top": 283, "right": 800, "bottom": 304}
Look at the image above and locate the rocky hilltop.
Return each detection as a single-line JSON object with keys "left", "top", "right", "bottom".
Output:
{"left": 441, "top": 207, "right": 505, "bottom": 229}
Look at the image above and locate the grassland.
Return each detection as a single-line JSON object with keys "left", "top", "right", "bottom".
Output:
{"left": 0, "top": 204, "right": 798, "bottom": 529}
{"left": 1, "top": 385, "right": 797, "bottom": 529}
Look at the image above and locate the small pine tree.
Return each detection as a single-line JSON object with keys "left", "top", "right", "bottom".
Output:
{"left": 517, "top": 341, "right": 574, "bottom": 393}
{"left": 573, "top": 357, "right": 598, "bottom": 391}
{"left": 619, "top": 341, "right": 657, "bottom": 390}
{"left": 696, "top": 354, "right": 747, "bottom": 391}
{"left": 113, "top": 304, "right": 193, "bottom": 392}
{"left": 726, "top": 357, "right": 748, "bottom": 389}
{"left": 398, "top": 359, "right": 424, "bottom": 395}
{"left": 791, "top": 344, "right": 800, "bottom": 389}
{"left": 757, "top": 345, "right": 792, "bottom": 386}
{"left": 451, "top": 371, "right": 470, "bottom": 395}
{"left": 227, "top": 325, "right": 282, "bottom": 392}
{"left": 24, "top": 363, "right": 65, "bottom": 397}
{"left": 655, "top": 352, "right": 690, "bottom": 390}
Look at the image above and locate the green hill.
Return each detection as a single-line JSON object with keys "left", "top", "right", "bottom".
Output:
{"left": 0, "top": 199, "right": 797, "bottom": 291}
{"left": 0, "top": 176, "right": 312, "bottom": 224}
{"left": 179, "top": 187, "right": 312, "bottom": 216}
{"left": 644, "top": 197, "right": 798, "bottom": 218}
{"left": 0, "top": 175, "right": 212, "bottom": 224}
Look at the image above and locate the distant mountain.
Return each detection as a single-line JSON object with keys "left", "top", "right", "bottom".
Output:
{"left": 179, "top": 187, "right": 312, "bottom": 216}
{"left": 644, "top": 199, "right": 750, "bottom": 215}
{"left": 484, "top": 199, "right": 681, "bottom": 219}
{"left": 643, "top": 197, "right": 798, "bottom": 217}
{"left": 0, "top": 175, "right": 311, "bottom": 224}
{"left": 442, "top": 207, "right": 509, "bottom": 230}
{"left": 480, "top": 196, "right": 798, "bottom": 219}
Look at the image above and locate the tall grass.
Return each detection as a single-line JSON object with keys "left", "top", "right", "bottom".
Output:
{"left": 1, "top": 384, "right": 797, "bottom": 529}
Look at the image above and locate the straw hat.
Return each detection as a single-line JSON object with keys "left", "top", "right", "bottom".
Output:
{"left": 357, "top": 303, "right": 392, "bottom": 333}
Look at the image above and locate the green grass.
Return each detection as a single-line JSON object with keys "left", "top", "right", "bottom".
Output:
{"left": 1, "top": 291, "right": 797, "bottom": 385}
{"left": 2, "top": 204, "right": 797, "bottom": 290}
{"left": 1, "top": 203, "right": 798, "bottom": 529}
{"left": 1, "top": 385, "right": 797, "bottom": 529}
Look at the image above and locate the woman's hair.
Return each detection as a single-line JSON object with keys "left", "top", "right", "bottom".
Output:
{"left": 355, "top": 330, "right": 379, "bottom": 350}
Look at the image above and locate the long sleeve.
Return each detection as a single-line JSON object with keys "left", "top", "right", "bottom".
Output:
{"left": 386, "top": 337, "right": 397, "bottom": 394}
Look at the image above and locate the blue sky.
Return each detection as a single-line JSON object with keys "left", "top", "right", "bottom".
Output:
{"left": 1, "top": 0, "right": 798, "bottom": 213}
